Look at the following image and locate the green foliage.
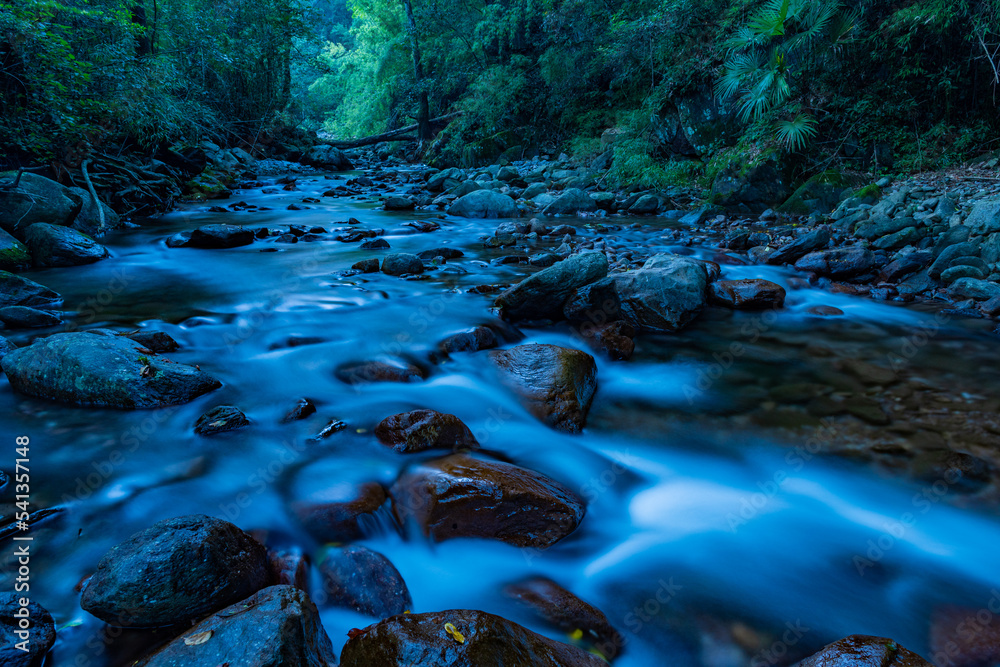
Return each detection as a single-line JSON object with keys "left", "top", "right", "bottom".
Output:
{"left": 0, "top": 0, "right": 312, "bottom": 161}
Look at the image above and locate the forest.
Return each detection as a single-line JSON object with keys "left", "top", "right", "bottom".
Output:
{"left": 4, "top": 0, "right": 1000, "bottom": 199}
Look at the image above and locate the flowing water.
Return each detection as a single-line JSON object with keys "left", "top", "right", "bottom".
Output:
{"left": 3, "top": 168, "right": 1000, "bottom": 666}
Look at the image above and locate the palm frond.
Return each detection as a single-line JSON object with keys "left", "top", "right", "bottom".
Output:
{"left": 774, "top": 113, "right": 818, "bottom": 151}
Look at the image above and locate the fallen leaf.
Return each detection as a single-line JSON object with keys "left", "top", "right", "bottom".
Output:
{"left": 444, "top": 622, "right": 465, "bottom": 644}
{"left": 184, "top": 630, "right": 213, "bottom": 646}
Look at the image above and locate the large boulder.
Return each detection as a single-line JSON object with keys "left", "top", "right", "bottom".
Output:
{"left": 964, "top": 197, "right": 1000, "bottom": 235}
{"left": 565, "top": 254, "right": 708, "bottom": 333}
{"left": 448, "top": 190, "right": 519, "bottom": 219}
{"left": 490, "top": 344, "right": 597, "bottom": 433}
{"left": 0, "top": 593, "right": 56, "bottom": 667}
{"left": 317, "top": 545, "right": 412, "bottom": 617}
{"left": 0, "top": 172, "right": 118, "bottom": 239}
{"left": 541, "top": 188, "right": 598, "bottom": 216}
{"left": 1, "top": 332, "right": 220, "bottom": 408}
{"left": 24, "top": 222, "right": 110, "bottom": 267}
{"left": 495, "top": 252, "right": 608, "bottom": 321}
{"left": 340, "top": 609, "right": 604, "bottom": 667}
{"left": 794, "top": 635, "right": 931, "bottom": 667}
{"left": 0, "top": 271, "right": 61, "bottom": 308}
{"left": 134, "top": 586, "right": 336, "bottom": 667}
{"left": 711, "top": 162, "right": 792, "bottom": 213}
{"left": 303, "top": 144, "right": 354, "bottom": 171}
{"left": 390, "top": 454, "right": 585, "bottom": 548}
{"left": 80, "top": 515, "right": 272, "bottom": 627}
{"left": 0, "top": 229, "right": 30, "bottom": 271}
{"left": 375, "top": 410, "right": 479, "bottom": 453}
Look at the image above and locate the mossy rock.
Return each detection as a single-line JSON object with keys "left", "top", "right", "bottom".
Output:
{"left": 0, "top": 230, "right": 30, "bottom": 272}
{"left": 852, "top": 183, "right": 883, "bottom": 205}
{"left": 184, "top": 171, "right": 233, "bottom": 202}
{"left": 778, "top": 170, "right": 860, "bottom": 215}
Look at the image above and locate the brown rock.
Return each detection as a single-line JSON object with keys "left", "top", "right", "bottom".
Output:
{"left": 294, "top": 481, "right": 386, "bottom": 543}
{"left": 580, "top": 321, "right": 635, "bottom": 361}
{"left": 708, "top": 279, "right": 786, "bottom": 309}
{"left": 504, "top": 577, "right": 624, "bottom": 659}
{"left": 390, "top": 454, "right": 585, "bottom": 548}
{"left": 930, "top": 605, "right": 1000, "bottom": 667}
{"left": 794, "top": 247, "right": 875, "bottom": 279}
{"left": 340, "top": 609, "right": 605, "bottom": 667}
{"left": 375, "top": 410, "right": 479, "bottom": 453}
{"left": 490, "top": 344, "right": 597, "bottom": 433}
{"left": 335, "top": 360, "right": 426, "bottom": 385}
{"left": 794, "top": 635, "right": 931, "bottom": 667}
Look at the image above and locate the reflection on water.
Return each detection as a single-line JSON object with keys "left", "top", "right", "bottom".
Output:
{"left": 1, "top": 170, "right": 998, "bottom": 666}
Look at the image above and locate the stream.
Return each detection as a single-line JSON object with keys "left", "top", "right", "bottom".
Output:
{"left": 3, "top": 166, "right": 1000, "bottom": 666}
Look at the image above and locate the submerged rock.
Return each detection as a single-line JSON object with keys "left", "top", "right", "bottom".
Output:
{"left": 134, "top": 586, "right": 336, "bottom": 667}
{"left": 504, "top": 577, "right": 624, "bottom": 660}
{"left": 490, "top": 344, "right": 597, "bottom": 432}
{"left": 80, "top": 515, "right": 272, "bottom": 627}
{"left": 335, "top": 360, "right": 426, "bottom": 385}
{"left": 317, "top": 545, "right": 412, "bottom": 617}
{"left": 390, "top": 454, "right": 585, "bottom": 548}
{"left": 295, "top": 481, "right": 386, "bottom": 543}
{"left": 375, "top": 410, "right": 479, "bottom": 453}
{"left": 340, "top": 609, "right": 604, "bottom": 666}
{"left": 1, "top": 332, "right": 220, "bottom": 408}
{"left": 24, "top": 222, "right": 110, "bottom": 267}
{"left": 496, "top": 252, "right": 609, "bottom": 322}
{"left": 0, "top": 593, "right": 56, "bottom": 667}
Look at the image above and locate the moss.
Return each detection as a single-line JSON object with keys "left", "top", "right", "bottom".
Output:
{"left": 778, "top": 170, "right": 858, "bottom": 215}
{"left": 0, "top": 244, "right": 31, "bottom": 271}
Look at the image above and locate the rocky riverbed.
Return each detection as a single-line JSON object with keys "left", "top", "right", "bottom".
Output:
{"left": 2, "top": 149, "right": 1000, "bottom": 666}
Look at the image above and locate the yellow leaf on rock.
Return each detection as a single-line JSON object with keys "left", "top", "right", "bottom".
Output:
{"left": 570, "top": 629, "right": 584, "bottom": 641}
{"left": 444, "top": 622, "right": 465, "bottom": 644}
{"left": 184, "top": 630, "right": 213, "bottom": 646}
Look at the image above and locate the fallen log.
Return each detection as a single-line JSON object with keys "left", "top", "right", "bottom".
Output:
{"left": 324, "top": 111, "right": 462, "bottom": 149}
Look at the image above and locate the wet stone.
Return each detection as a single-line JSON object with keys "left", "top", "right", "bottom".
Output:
{"left": 390, "top": 453, "right": 585, "bottom": 548}
{"left": 317, "top": 545, "right": 412, "bottom": 617}
{"left": 194, "top": 405, "right": 250, "bottom": 435}
{"left": 375, "top": 410, "right": 479, "bottom": 453}
{"left": 295, "top": 481, "right": 386, "bottom": 543}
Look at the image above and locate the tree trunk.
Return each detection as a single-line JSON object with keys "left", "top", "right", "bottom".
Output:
{"left": 402, "top": 0, "right": 432, "bottom": 143}
{"left": 131, "top": 4, "right": 152, "bottom": 57}
{"left": 325, "top": 111, "right": 462, "bottom": 148}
